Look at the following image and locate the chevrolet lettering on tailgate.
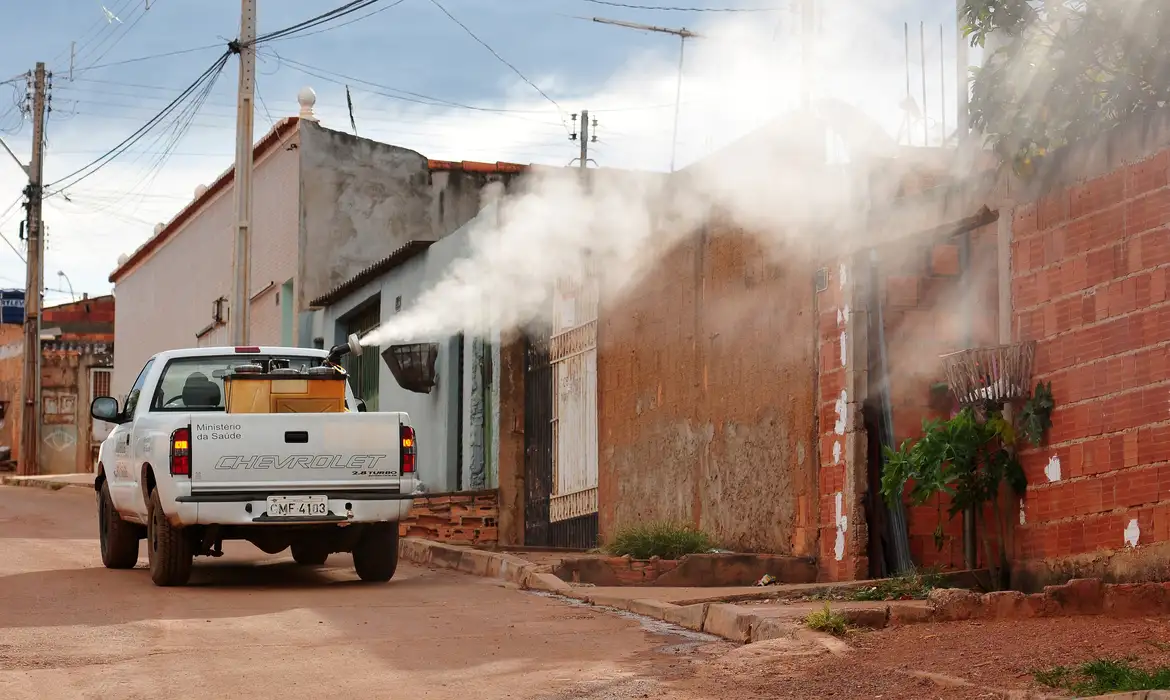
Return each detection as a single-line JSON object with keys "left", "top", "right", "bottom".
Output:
{"left": 213, "top": 453, "right": 394, "bottom": 474}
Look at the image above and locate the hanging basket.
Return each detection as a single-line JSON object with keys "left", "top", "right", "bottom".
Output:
{"left": 940, "top": 341, "right": 1037, "bottom": 407}
{"left": 382, "top": 343, "right": 439, "bottom": 394}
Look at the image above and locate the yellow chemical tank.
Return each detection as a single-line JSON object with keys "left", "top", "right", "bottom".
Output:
{"left": 224, "top": 367, "right": 348, "bottom": 414}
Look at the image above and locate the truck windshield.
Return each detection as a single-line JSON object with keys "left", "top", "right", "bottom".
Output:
{"left": 149, "top": 355, "right": 324, "bottom": 412}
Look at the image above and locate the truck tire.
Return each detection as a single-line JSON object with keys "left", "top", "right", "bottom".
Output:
{"left": 352, "top": 523, "right": 399, "bottom": 583}
{"left": 98, "top": 480, "right": 140, "bottom": 569}
{"left": 147, "top": 489, "right": 193, "bottom": 587}
{"left": 291, "top": 543, "right": 328, "bottom": 566}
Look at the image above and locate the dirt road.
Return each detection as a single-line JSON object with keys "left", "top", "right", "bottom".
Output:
{"left": 0, "top": 486, "right": 1022, "bottom": 700}
{"left": 0, "top": 485, "right": 736, "bottom": 700}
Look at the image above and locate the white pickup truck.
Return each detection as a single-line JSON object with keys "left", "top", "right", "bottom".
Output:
{"left": 91, "top": 342, "right": 418, "bottom": 587}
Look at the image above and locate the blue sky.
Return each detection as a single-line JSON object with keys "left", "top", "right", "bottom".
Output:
{"left": 0, "top": 0, "right": 958, "bottom": 305}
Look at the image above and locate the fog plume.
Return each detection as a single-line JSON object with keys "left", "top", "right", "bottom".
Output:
{"left": 360, "top": 11, "right": 918, "bottom": 347}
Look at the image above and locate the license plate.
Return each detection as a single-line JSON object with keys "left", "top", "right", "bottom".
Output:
{"left": 266, "top": 495, "right": 329, "bottom": 518}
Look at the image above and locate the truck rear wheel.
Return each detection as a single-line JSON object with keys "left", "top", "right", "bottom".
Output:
{"left": 98, "top": 480, "right": 140, "bottom": 569}
{"left": 291, "top": 543, "right": 329, "bottom": 566}
{"left": 352, "top": 524, "right": 399, "bottom": 582}
{"left": 147, "top": 489, "right": 193, "bottom": 587}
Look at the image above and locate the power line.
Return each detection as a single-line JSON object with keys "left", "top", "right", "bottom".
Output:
{"left": 426, "top": 0, "right": 567, "bottom": 126}
{"left": 45, "top": 50, "right": 232, "bottom": 194}
{"left": 265, "top": 51, "right": 565, "bottom": 124}
{"left": 577, "top": 0, "right": 786, "bottom": 10}
{"left": 264, "top": 0, "right": 411, "bottom": 43}
{"left": 73, "top": 43, "right": 223, "bottom": 76}
{"left": 76, "top": 1, "right": 154, "bottom": 75}
{"left": 251, "top": 0, "right": 384, "bottom": 44}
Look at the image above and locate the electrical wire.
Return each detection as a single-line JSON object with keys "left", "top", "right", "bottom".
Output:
{"left": 263, "top": 0, "right": 411, "bottom": 43}
{"left": 76, "top": 1, "right": 154, "bottom": 75}
{"left": 44, "top": 50, "right": 232, "bottom": 195}
{"left": 577, "top": 0, "right": 785, "bottom": 10}
{"left": 426, "top": 0, "right": 567, "bottom": 127}
{"left": 264, "top": 51, "right": 565, "bottom": 126}
{"left": 251, "top": 0, "right": 386, "bottom": 44}
{"left": 72, "top": 43, "right": 223, "bottom": 76}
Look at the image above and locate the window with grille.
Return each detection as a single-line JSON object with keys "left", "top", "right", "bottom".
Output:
{"left": 91, "top": 368, "right": 112, "bottom": 399}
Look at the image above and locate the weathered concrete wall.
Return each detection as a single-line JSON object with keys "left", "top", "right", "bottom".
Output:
{"left": 597, "top": 224, "right": 819, "bottom": 555}
{"left": 112, "top": 127, "right": 300, "bottom": 398}
{"left": 297, "top": 123, "right": 520, "bottom": 310}
{"left": 319, "top": 207, "right": 507, "bottom": 493}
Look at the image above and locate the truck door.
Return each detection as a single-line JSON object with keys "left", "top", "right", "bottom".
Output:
{"left": 108, "top": 358, "right": 153, "bottom": 516}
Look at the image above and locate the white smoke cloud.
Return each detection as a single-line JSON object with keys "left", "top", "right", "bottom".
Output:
{"left": 360, "top": 10, "right": 920, "bottom": 346}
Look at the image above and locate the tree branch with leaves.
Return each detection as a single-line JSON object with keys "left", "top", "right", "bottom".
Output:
{"left": 962, "top": 0, "right": 1170, "bottom": 174}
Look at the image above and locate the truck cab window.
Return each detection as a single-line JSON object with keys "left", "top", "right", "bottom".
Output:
{"left": 123, "top": 359, "right": 155, "bottom": 417}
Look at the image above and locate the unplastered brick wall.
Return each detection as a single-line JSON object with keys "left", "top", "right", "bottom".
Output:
{"left": 1011, "top": 147, "right": 1170, "bottom": 585}
{"left": 884, "top": 224, "right": 1001, "bottom": 569}
{"left": 398, "top": 489, "right": 499, "bottom": 545}
{"left": 816, "top": 222, "right": 1000, "bottom": 579}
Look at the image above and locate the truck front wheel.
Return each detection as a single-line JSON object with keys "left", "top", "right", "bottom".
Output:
{"left": 98, "top": 480, "right": 140, "bottom": 569}
{"left": 352, "top": 523, "right": 399, "bottom": 582}
{"left": 147, "top": 489, "right": 193, "bottom": 587}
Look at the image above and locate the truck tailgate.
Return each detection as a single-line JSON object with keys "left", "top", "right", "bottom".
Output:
{"left": 189, "top": 413, "right": 404, "bottom": 491}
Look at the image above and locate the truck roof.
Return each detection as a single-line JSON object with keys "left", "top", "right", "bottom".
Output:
{"left": 147, "top": 346, "right": 330, "bottom": 363}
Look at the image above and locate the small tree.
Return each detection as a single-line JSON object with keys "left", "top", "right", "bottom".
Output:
{"left": 880, "top": 383, "right": 1053, "bottom": 589}
{"left": 963, "top": 0, "right": 1170, "bottom": 173}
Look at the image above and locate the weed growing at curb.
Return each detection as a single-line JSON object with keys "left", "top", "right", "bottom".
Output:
{"left": 1034, "top": 658, "right": 1170, "bottom": 695}
{"left": 804, "top": 603, "right": 848, "bottom": 636}
{"left": 850, "top": 569, "right": 943, "bottom": 601}
{"left": 605, "top": 523, "right": 714, "bottom": 560}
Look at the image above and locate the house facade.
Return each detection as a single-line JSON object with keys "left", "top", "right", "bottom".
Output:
{"left": 109, "top": 97, "right": 524, "bottom": 401}
{"left": 312, "top": 200, "right": 526, "bottom": 545}
{"left": 0, "top": 294, "right": 114, "bottom": 474}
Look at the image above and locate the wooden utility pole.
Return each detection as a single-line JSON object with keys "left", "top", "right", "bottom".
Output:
{"left": 229, "top": 0, "right": 257, "bottom": 345}
{"left": 19, "top": 63, "right": 46, "bottom": 477}
{"left": 591, "top": 17, "right": 700, "bottom": 172}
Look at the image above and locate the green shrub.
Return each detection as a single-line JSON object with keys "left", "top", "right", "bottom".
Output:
{"left": 1035, "top": 659, "right": 1170, "bottom": 695}
{"left": 851, "top": 568, "right": 943, "bottom": 601}
{"left": 604, "top": 522, "right": 713, "bottom": 560}
{"left": 805, "top": 603, "right": 848, "bottom": 636}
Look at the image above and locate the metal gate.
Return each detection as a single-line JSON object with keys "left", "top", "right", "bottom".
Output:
{"left": 523, "top": 330, "right": 553, "bottom": 546}
{"left": 548, "top": 270, "right": 599, "bottom": 548}
{"left": 343, "top": 301, "right": 381, "bottom": 411}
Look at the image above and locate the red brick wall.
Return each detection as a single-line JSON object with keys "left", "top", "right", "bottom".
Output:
{"left": 597, "top": 225, "right": 819, "bottom": 556}
{"left": 398, "top": 490, "right": 498, "bottom": 545}
{"left": 816, "top": 223, "right": 1001, "bottom": 578}
{"left": 1012, "top": 148, "right": 1170, "bottom": 583}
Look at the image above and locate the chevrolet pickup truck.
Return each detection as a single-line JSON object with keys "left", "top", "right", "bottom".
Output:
{"left": 91, "top": 341, "right": 418, "bottom": 587}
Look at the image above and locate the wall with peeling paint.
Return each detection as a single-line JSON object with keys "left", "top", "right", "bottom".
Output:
{"left": 597, "top": 225, "right": 819, "bottom": 556}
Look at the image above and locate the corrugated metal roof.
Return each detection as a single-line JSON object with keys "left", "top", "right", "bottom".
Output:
{"left": 308, "top": 240, "right": 433, "bottom": 308}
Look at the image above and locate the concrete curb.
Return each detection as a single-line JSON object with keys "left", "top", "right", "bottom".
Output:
{"left": 397, "top": 537, "right": 849, "bottom": 650}
{"left": 1, "top": 475, "right": 94, "bottom": 492}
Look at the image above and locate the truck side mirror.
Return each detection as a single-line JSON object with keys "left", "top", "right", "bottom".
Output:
{"left": 355, "top": 399, "right": 368, "bottom": 413}
{"left": 91, "top": 396, "right": 122, "bottom": 423}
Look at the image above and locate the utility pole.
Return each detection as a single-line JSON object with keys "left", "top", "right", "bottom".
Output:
{"left": 592, "top": 17, "right": 700, "bottom": 172}
{"left": 19, "top": 63, "right": 46, "bottom": 477}
{"left": 570, "top": 110, "right": 596, "bottom": 171}
{"left": 229, "top": 0, "right": 256, "bottom": 345}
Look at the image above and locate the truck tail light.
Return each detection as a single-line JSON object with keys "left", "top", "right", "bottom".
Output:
{"left": 400, "top": 424, "right": 416, "bottom": 474}
{"left": 170, "top": 427, "right": 191, "bottom": 477}
{"left": 234, "top": 346, "right": 261, "bottom": 353}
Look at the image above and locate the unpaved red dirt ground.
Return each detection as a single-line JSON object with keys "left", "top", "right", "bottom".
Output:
{"left": 5, "top": 486, "right": 1170, "bottom": 699}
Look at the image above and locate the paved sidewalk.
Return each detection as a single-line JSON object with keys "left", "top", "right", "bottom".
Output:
{"left": 1, "top": 472, "right": 95, "bottom": 490}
